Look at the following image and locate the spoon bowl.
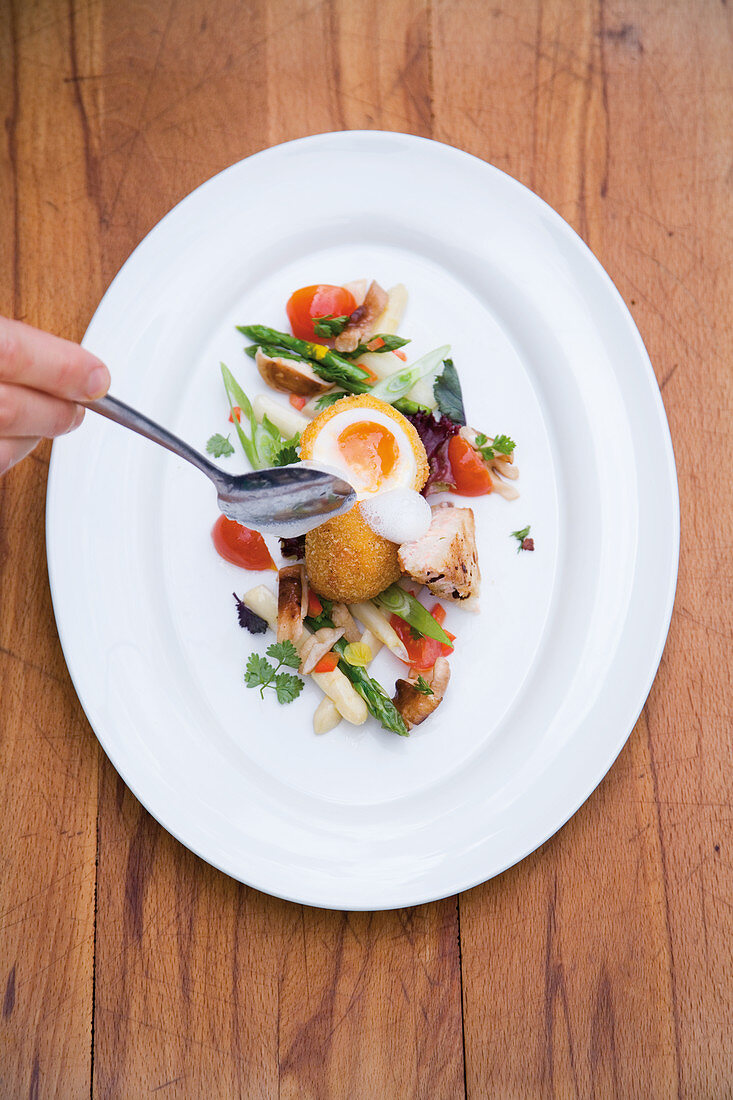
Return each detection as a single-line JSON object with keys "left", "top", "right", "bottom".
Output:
{"left": 84, "top": 394, "right": 355, "bottom": 533}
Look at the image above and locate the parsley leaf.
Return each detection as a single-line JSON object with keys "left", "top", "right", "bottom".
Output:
{"left": 312, "top": 314, "right": 350, "bottom": 338}
{"left": 266, "top": 640, "right": 301, "bottom": 669}
{"left": 433, "top": 359, "right": 466, "bottom": 425}
{"left": 511, "top": 526, "right": 534, "bottom": 553}
{"left": 206, "top": 433, "right": 235, "bottom": 458}
{"left": 475, "top": 432, "right": 516, "bottom": 463}
{"left": 233, "top": 592, "right": 268, "bottom": 634}
{"left": 245, "top": 643, "right": 304, "bottom": 702}
{"left": 414, "top": 675, "right": 434, "bottom": 696}
{"left": 274, "top": 672, "right": 305, "bottom": 704}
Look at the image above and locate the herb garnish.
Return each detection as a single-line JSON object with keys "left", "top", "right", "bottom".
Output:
{"left": 414, "top": 675, "right": 434, "bottom": 696}
{"left": 433, "top": 358, "right": 466, "bottom": 425}
{"left": 475, "top": 432, "right": 516, "bottom": 463}
{"left": 313, "top": 314, "right": 350, "bottom": 338}
{"left": 245, "top": 641, "right": 304, "bottom": 703}
{"left": 271, "top": 435, "right": 301, "bottom": 466}
{"left": 206, "top": 433, "right": 235, "bottom": 458}
{"left": 511, "top": 526, "right": 534, "bottom": 553}
{"left": 233, "top": 592, "right": 267, "bottom": 634}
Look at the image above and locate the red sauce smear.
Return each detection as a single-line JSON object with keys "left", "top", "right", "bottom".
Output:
{"left": 212, "top": 514, "right": 275, "bottom": 571}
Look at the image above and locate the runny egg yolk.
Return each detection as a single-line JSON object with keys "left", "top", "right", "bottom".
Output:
{"left": 337, "top": 421, "right": 398, "bottom": 493}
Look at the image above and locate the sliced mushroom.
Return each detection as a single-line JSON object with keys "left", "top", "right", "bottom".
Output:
{"left": 255, "top": 348, "right": 332, "bottom": 396}
{"left": 300, "top": 627, "right": 345, "bottom": 675}
{"left": 277, "top": 565, "right": 306, "bottom": 644}
{"left": 393, "top": 656, "right": 451, "bottom": 730}
{"left": 334, "top": 280, "right": 389, "bottom": 353}
{"left": 331, "top": 603, "right": 362, "bottom": 643}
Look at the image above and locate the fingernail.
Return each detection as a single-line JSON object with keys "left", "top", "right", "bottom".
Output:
{"left": 86, "top": 363, "right": 110, "bottom": 400}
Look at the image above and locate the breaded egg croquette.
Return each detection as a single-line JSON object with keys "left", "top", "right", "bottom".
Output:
{"left": 300, "top": 394, "right": 429, "bottom": 603}
{"left": 305, "top": 504, "right": 403, "bottom": 602}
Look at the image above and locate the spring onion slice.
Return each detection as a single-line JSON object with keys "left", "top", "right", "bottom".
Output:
{"left": 373, "top": 584, "right": 452, "bottom": 645}
{"left": 369, "top": 345, "right": 450, "bottom": 404}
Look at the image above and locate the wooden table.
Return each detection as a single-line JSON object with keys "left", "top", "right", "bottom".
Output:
{"left": 1, "top": 1, "right": 731, "bottom": 1096}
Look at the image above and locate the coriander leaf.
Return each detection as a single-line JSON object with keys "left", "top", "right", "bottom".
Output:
{"left": 271, "top": 434, "right": 301, "bottom": 467}
{"left": 274, "top": 672, "right": 305, "bottom": 704}
{"left": 315, "top": 392, "right": 346, "bottom": 411}
{"left": 491, "top": 434, "right": 516, "bottom": 456}
{"left": 266, "top": 640, "right": 301, "bottom": 669}
{"left": 233, "top": 592, "right": 267, "bottom": 634}
{"left": 476, "top": 432, "right": 516, "bottom": 463}
{"left": 312, "top": 314, "right": 350, "bottom": 338}
{"left": 433, "top": 358, "right": 466, "bottom": 425}
{"left": 206, "top": 433, "right": 235, "bottom": 458}
{"left": 245, "top": 645, "right": 304, "bottom": 704}
{"left": 245, "top": 653, "right": 274, "bottom": 690}
{"left": 414, "top": 675, "right": 434, "bottom": 696}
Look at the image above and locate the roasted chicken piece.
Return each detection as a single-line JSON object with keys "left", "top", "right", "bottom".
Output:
{"left": 398, "top": 503, "right": 480, "bottom": 604}
{"left": 334, "top": 280, "right": 388, "bottom": 353}
{"left": 255, "top": 348, "right": 331, "bottom": 396}
{"left": 277, "top": 565, "right": 306, "bottom": 644}
{"left": 331, "top": 603, "right": 362, "bottom": 643}
{"left": 298, "top": 627, "right": 345, "bottom": 675}
{"left": 393, "top": 657, "right": 450, "bottom": 730}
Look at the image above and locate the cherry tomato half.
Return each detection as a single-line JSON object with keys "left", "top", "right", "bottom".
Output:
{"left": 286, "top": 285, "right": 357, "bottom": 341}
{"left": 390, "top": 615, "right": 443, "bottom": 671}
{"left": 211, "top": 514, "right": 275, "bottom": 571}
{"left": 448, "top": 435, "right": 493, "bottom": 496}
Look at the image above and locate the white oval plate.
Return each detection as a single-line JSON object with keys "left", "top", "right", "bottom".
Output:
{"left": 47, "top": 132, "right": 678, "bottom": 910}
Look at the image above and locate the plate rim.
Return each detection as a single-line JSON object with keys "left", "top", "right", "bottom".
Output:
{"left": 46, "top": 130, "right": 680, "bottom": 910}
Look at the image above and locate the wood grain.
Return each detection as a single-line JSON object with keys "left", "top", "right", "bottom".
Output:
{"left": 432, "top": 0, "right": 733, "bottom": 1095}
{"left": 1, "top": 0, "right": 731, "bottom": 1096}
{"left": 0, "top": 1, "right": 103, "bottom": 1096}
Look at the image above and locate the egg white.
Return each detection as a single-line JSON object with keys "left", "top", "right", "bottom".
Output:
{"left": 307, "top": 407, "right": 418, "bottom": 500}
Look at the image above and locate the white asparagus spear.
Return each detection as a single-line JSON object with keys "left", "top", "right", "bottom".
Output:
{"left": 252, "top": 393, "right": 309, "bottom": 438}
{"left": 312, "top": 628, "right": 384, "bottom": 733}
{"left": 348, "top": 601, "right": 409, "bottom": 662}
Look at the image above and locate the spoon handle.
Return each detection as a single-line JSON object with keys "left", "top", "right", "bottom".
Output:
{"left": 85, "top": 394, "right": 223, "bottom": 485}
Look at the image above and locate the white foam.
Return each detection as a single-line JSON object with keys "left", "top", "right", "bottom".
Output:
{"left": 360, "top": 489, "right": 432, "bottom": 545}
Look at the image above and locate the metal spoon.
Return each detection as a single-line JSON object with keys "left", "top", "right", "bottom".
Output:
{"left": 84, "top": 394, "right": 355, "bottom": 533}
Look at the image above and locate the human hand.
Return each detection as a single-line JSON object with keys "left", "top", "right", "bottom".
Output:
{"left": 0, "top": 316, "right": 110, "bottom": 475}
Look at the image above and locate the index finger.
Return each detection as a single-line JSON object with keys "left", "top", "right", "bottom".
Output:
{"left": 0, "top": 316, "right": 110, "bottom": 402}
